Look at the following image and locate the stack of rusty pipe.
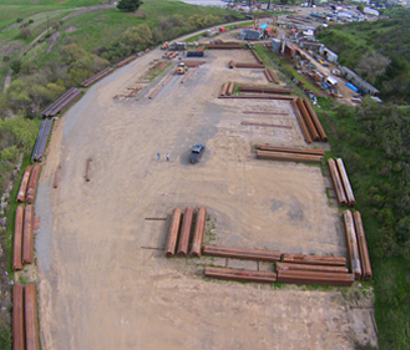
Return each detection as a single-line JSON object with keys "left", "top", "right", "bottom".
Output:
{"left": 291, "top": 99, "right": 312, "bottom": 143}
{"left": 23, "top": 205, "right": 35, "bottom": 265}
{"left": 354, "top": 212, "right": 372, "bottom": 280}
{"left": 13, "top": 284, "right": 25, "bottom": 350}
{"left": 264, "top": 69, "right": 273, "bottom": 82}
{"left": 177, "top": 207, "right": 194, "bottom": 257}
{"left": 42, "top": 87, "right": 76, "bottom": 117}
{"left": 277, "top": 270, "right": 354, "bottom": 286}
{"left": 81, "top": 67, "right": 114, "bottom": 87}
{"left": 251, "top": 49, "right": 263, "bottom": 64}
{"left": 227, "top": 82, "right": 234, "bottom": 96}
{"left": 268, "top": 69, "right": 279, "bottom": 84}
{"left": 208, "top": 44, "right": 242, "bottom": 49}
{"left": 235, "top": 62, "right": 265, "bottom": 69}
{"left": 190, "top": 207, "right": 207, "bottom": 257}
{"left": 303, "top": 98, "right": 327, "bottom": 141}
{"left": 328, "top": 158, "right": 355, "bottom": 207}
{"left": 17, "top": 166, "right": 33, "bottom": 203}
{"left": 13, "top": 206, "right": 25, "bottom": 271}
{"left": 229, "top": 60, "right": 234, "bottom": 69}
{"left": 220, "top": 82, "right": 229, "bottom": 96}
{"left": 281, "top": 253, "right": 346, "bottom": 266}
{"left": 220, "top": 94, "right": 295, "bottom": 100}
{"left": 239, "top": 85, "right": 294, "bottom": 94}
{"left": 184, "top": 61, "right": 206, "bottom": 67}
{"left": 203, "top": 245, "right": 281, "bottom": 261}
{"left": 196, "top": 45, "right": 205, "bottom": 53}
{"left": 256, "top": 147, "right": 324, "bottom": 164}
{"left": 276, "top": 262, "right": 348, "bottom": 274}
{"left": 256, "top": 145, "right": 325, "bottom": 157}
{"left": 205, "top": 267, "right": 277, "bottom": 283}
{"left": 336, "top": 158, "right": 355, "bottom": 206}
{"left": 296, "top": 97, "right": 320, "bottom": 141}
{"left": 26, "top": 165, "right": 41, "bottom": 204}
{"left": 115, "top": 55, "right": 137, "bottom": 68}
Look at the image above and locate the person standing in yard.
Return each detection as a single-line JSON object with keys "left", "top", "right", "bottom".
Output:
{"left": 166, "top": 153, "right": 169, "bottom": 161}
{"left": 157, "top": 152, "right": 161, "bottom": 160}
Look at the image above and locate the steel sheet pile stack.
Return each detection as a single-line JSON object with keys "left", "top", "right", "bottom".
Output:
{"left": 328, "top": 158, "right": 355, "bottom": 207}
{"left": 235, "top": 62, "right": 265, "bottom": 69}
{"left": 208, "top": 44, "right": 242, "bottom": 49}
{"left": 251, "top": 49, "right": 263, "bottom": 64}
{"left": 13, "top": 204, "right": 35, "bottom": 271}
{"left": 42, "top": 87, "right": 82, "bottom": 117}
{"left": 256, "top": 144, "right": 324, "bottom": 164}
{"left": 292, "top": 97, "right": 327, "bottom": 143}
{"left": 343, "top": 210, "right": 372, "bottom": 280}
{"left": 165, "top": 207, "right": 207, "bottom": 258}
{"left": 80, "top": 67, "right": 114, "bottom": 87}
{"left": 13, "top": 284, "right": 40, "bottom": 350}
{"left": 31, "top": 118, "right": 53, "bottom": 162}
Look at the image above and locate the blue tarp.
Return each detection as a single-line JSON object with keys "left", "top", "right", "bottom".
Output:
{"left": 259, "top": 23, "right": 267, "bottom": 30}
{"left": 346, "top": 82, "right": 359, "bottom": 92}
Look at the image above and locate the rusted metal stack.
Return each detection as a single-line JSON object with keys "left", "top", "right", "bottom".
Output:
{"left": 80, "top": 67, "right": 114, "bottom": 87}
{"left": 219, "top": 94, "right": 295, "bottom": 101}
{"left": 235, "top": 62, "right": 265, "bottom": 69}
{"left": 227, "top": 82, "right": 234, "bottom": 96}
{"left": 208, "top": 44, "right": 242, "bottom": 49}
{"left": 42, "top": 87, "right": 82, "bottom": 117}
{"left": 220, "top": 82, "right": 229, "bottom": 96}
{"left": 190, "top": 207, "right": 207, "bottom": 257}
{"left": 343, "top": 210, "right": 362, "bottom": 279}
{"left": 277, "top": 270, "right": 355, "bottom": 286}
{"left": 17, "top": 166, "right": 33, "bottom": 202}
{"left": 229, "top": 60, "right": 234, "bottom": 69}
{"left": 281, "top": 253, "right": 347, "bottom": 266}
{"left": 354, "top": 211, "right": 372, "bottom": 280}
{"left": 296, "top": 97, "right": 319, "bottom": 141}
{"left": 291, "top": 99, "right": 311, "bottom": 143}
{"left": 203, "top": 245, "right": 281, "bottom": 261}
{"left": 328, "top": 159, "right": 347, "bottom": 206}
{"left": 268, "top": 69, "right": 279, "bottom": 84}
{"left": 181, "top": 67, "right": 197, "bottom": 84}
{"left": 149, "top": 71, "right": 176, "bottom": 99}
{"left": 256, "top": 145, "right": 325, "bottom": 157}
{"left": 303, "top": 98, "right": 327, "bottom": 142}
{"left": 196, "top": 45, "right": 205, "bottom": 53}
{"left": 251, "top": 49, "right": 263, "bottom": 64}
{"left": 23, "top": 205, "right": 34, "bottom": 265}
{"left": 115, "top": 55, "right": 137, "bottom": 68}
{"left": 25, "top": 284, "right": 40, "bottom": 350}
{"left": 239, "top": 85, "right": 294, "bottom": 94}
{"left": 205, "top": 267, "right": 277, "bottom": 283}
{"left": 293, "top": 97, "right": 327, "bottom": 142}
{"left": 165, "top": 208, "right": 182, "bottom": 257}
{"left": 169, "top": 52, "right": 178, "bottom": 59}
{"left": 13, "top": 205, "right": 24, "bottom": 271}
{"left": 276, "top": 262, "right": 348, "bottom": 274}
{"left": 336, "top": 158, "right": 355, "bottom": 206}
{"left": 31, "top": 118, "right": 53, "bottom": 162}
{"left": 13, "top": 283, "right": 25, "bottom": 350}
{"left": 184, "top": 61, "right": 206, "bottom": 67}
{"left": 26, "top": 165, "right": 41, "bottom": 205}
{"left": 264, "top": 69, "right": 273, "bottom": 82}
{"left": 177, "top": 207, "right": 194, "bottom": 257}
{"left": 256, "top": 150, "right": 324, "bottom": 164}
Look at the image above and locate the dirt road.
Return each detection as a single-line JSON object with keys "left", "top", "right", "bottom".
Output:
{"left": 35, "top": 48, "right": 377, "bottom": 349}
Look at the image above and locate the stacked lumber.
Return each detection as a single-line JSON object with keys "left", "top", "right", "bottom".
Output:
{"left": 328, "top": 158, "right": 355, "bottom": 207}
{"left": 354, "top": 212, "right": 372, "bottom": 280}
{"left": 220, "top": 82, "right": 229, "bottom": 96}
{"left": 26, "top": 165, "right": 41, "bottom": 205}
{"left": 17, "top": 166, "right": 32, "bottom": 202}
{"left": 190, "top": 207, "right": 207, "bottom": 257}
{"left": 343, "top": 210, "right": 362, "bottom": 279}
{"left": 81, "top": 67, "right": 114, "bottom": 87}
{"left": 177, "top": 207, "right": 194, "bottom": 257}
{"left": 291, "top": 100, "right": 312, "bottom": 143}
{"left": 25, "top": 284, "right": 40, "bottom": 350}
{"left": 31, "top": 118, "right": 53, "bottom": 162}
{"left": 251, "top": 49, "right": 263, "bottom": 64}
{"left": 115, "top": 55, "right": 136, "bottom": 68}
{"left": 303, "top": 98, "right": 327, "bottom": 141}
{"left": 264, "top": 69, "right": 273, "bottom": 82}
{"left": 229, "top": 60, "right": 234, "bottom": 69}
{"left": 256, "top": 145, "right": 325, "bottom": 157}
{"left": 277, "top": 270, "right": 355, "bottom": 286}
{"left": 22, "top": 205, "right": 34, "bottom": 265}
{"left": 208, "top": 44, "right": 242, "bottom": 49}
{"left": 256, "top": 150, "right": 323, "bottom": 163}
{"left": 336, "top": 158, "right": 355, "bottom": 206}
{"left": 13, "top": 206, "right": 24, "bottom": 271}
{"left": 276, "top": 262, "right": 348, "bottom": 274}
{"left": 281, "top": 253, "right": 346, "bottom": 266}
{"left": 268, "top": 69, "right": 279, "bottom": 84}
{"left": 235, "top": 62, "right": 265, "bottom": 69}
{"left": 239, "top": 85, "right": 294, "bottom": 94}
{"left": 165, "top": 208, "right": 182, "bottom": 257}
{"left": 203, "top": 245, "right": 281, "bottom": 262}
{"left": 227, "top": 82, "right": 234, "bottom": 96}
{"left": 205, "top": 267, "right": 277, "bottom": 283}
{"left": 13, "top": 284, "right": 25, "bottom": 350}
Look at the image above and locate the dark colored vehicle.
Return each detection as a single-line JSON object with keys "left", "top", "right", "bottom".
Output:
{"left": 187, "top": 51, "right": 204, "bottom": 57}
{"left": 189, "top": 143, "right": 205, "bottom": 163}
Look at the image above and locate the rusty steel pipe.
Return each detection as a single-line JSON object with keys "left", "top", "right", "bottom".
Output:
{"left": 281, "top": 253, "right": 346, "bottom": 266}
{"left": 297, "top": 97, "right": 319, "bottom": 141}
{"left": 81, "top": 67, "right": 114, "bottom": 87}
{"left": 22, "top": 205, "right": 34, "bottom": 265}
{"left": 264, "top": 69, "right": 273, "bottom": 82}
{"left": 17, "top": 166, "right": 32, "bottom": 203}
{"left": 277, "top": 270, "right": 355, "bottom": 286}
{"left": 26, "top": 164, "right": 40, "bottom": 205}
{"left": 229, "top": 59, "right": 234, "bottom": 69}
{"left": 53, "top": 164, "right": 61, "bottom": 189}
{"left": 219, "top": 94, "right": 295, "bottom": 100}
{"left": 343, "top": 210, "right": 362, "bottom": 279}
{"left": 291, "top": 100, "right": 312, "bottom": 143}
{"left": 242, "top": 122, "right": 291, "bottom": 129}
{"left": 303, "top": 98, "right": 327, "bottom": 142}
{"left": 227, "top": 82, "right": 234, "bottom": 96}
{"left": 268, "top": 69, "right": 279, "bottom": 84}
{"left": 184, "top": 61, "right": 206, "bottom": 67}
{"left": 208, "top": 44, "right": 242, "bottom": 49}
{"left": 190, "top": 207, "right": 207, "bottom": 257}
{"left": 203, "top": 245, "right": 281, "bottom": 261}
{"left": 205, "top": 267, "right": 277, "bottom": 283}
{"left": 86, "top": 158, "right": 92, "bottom": 182}
{"left": 115, "top": 55, "right": 136, "bottom": 68}
{"left": 13, "top": 284, "right": 25, "bottom": 350}
{"left": 328, "top": 159, "right": 347, "bottom": 206}
{"left": 336, "top": 158, "right": 356, "bottom": 207}
{"left": 25, "top": 284, "right": 40, "bottom": 350}
{"left": 276, "top": 262, "right": 349, "bottom": 274}
{"left": 251, "top": 49, "right": 263, "bottom": 64}
{"left": 220, "top": 82, "right": 229, "bottom": 96}
{"left": 235, "top": 62, "right": 265, "bottom": 68}
{"left": 257, "top": 150, "right": 323, "bottom": 163}
{"left": 181, "top": 67, "right": 197, "bottom": 84}
{"left": 13, "top": 205, "right": 24, "bottom": 271}
{"left": 354, "top": 211, "right": 372, "bottom": 281}
{"left": 177, "top": 207, "right": 194, "bottom": 257}
{"left": 256, "top": 145, "right": 325, "bottom": 156}
{"left": 239, "top": 85, "right": 294, "bottom": 94}
{"left": 165, "top": 208, "right": 182, "bottom": 257}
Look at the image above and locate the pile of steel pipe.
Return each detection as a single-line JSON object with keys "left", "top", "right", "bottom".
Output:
{"left": 190, "top": 207, "right": 207, "bottom": 257}
{"left": 205, "top": 267, "right": 277, "bottom": 283}
{"left": 208, "top": 44, "right": 242, "bottom": 49}
{"left": 42, "top": 87, "right": 76, "bottom": 117}
{"left": 256, "top": 150, "right": 323, "bottom": 163}
{"left": 241, "top": 122, "right": 291, "bottom": 129}
{"left": 203, "top": 245, "right": 281, "bottom": 261}
{"left": 336, "top": 158, "right": 355, "bottom": 206}
{"left": 165, "top": 208, "right": 182, "bottom": 257}
{"left": 181, "top": 67, "right": 197, "bottom": 84}
{"left": 229, "top": 60, "right": 234, "bottom": 69}
{"left": 239, "top": 85, "right": 294, "bottom": 94}
{"left": 115, "top": 55, "right": 136, "bottom": 68}
{"left": 281, "top": 253, "right": 347, "bottom": 266}
{"left": 13, "top": 284, "right": 25, "bottom": 350}
{"left": 17, "top": 166, "right": 32, "bottom": 202}
{"left": 251, "top": 49, "right": 263, "bottom": 64}
{"left": 196, "top": 45, "right": 205, "bottom": 53}
{"left": 343, "top": 210, "right": 362, "bottom": 279}
{"left": 264, "top": 69, "right": 273, "bottom": 82}
{"left": 26, "top": 164, "right": 41, "bottom": 205}
{"left": 25, "top": 284, "right": 40, "bottom": 350}
{"left": 268, "top": 69, "right": 279, "bottom": 84}
{"left": 23, "top": 205, "right": 34, "bottom": 265}
{"left": 354, "top": 211, "right": 372, "bottom": 280}
{"left": 227, "top": 82, "right": 234, "bottom": 96}
{"left": 296, "top": 97, "right": 320, "bottom": 141}
{"left": 256, "top": 145, "right": 325, "bottom": 157}
{"left": 81, "top": 67, "right": 114, "bottom": 87}
{"left": 149, "top": 72, "right": 176, "bottom": 99}
{"left": 31, "top": 118, "right": 53, "bottom": 162}
{"left": 13, "top": 205, "right": 24, "bottom": 271}
{"left": 303, "top": 98, "right": 327, "bottom": 141}
{"left": 328, "top": 159, "right": 348, "bottom": 206}
{"left": 177, "top": 207, "right": 194, "bottom": 257}
{"left": 235, "top": 62, "right": 265, "bottom": 69}
{"left": 219, "top": 94, "right": 295, "bottom": 101}
{"left": 184, "top": 61, "right": 206, "bottom": 67}
{"left": 291, "top": 99, "right": 312, "bottom": 143}
{"left": 169, "top": 52, "right": 178, "bottom": 59}
{"left": 220, "top": 82, "right": 229, "bottom": 96}
{"left": 277, "top": 270, "right": 354, "bottom": 286}
{"left": 276, "top": 262, "right": 348, "bottom": 274}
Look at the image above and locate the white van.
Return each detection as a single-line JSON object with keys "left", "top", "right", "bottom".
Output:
{"left": 325, "top": 76, "right": 339, "bottom": 86}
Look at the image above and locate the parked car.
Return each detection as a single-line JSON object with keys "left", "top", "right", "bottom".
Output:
{"left": 189, "top": 143, "right": 205, "bottom": 163}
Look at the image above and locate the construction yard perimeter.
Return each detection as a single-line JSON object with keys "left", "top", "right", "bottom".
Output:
{"left": 35, "top": 48, "right": 377, "bottom": 349}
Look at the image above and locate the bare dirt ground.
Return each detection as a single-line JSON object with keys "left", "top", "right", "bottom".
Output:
{"left": 35, "top": 48, "right": 377, "bottom": 349}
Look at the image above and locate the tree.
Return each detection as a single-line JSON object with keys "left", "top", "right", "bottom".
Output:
{"left": 117, "top": 0, "right": 143, "bottom": 12}
{"left": 356, "top": 51, "right": 391, "bottom": 84}
{"left": 357, "top": 4, "right": 364, "bottom": 12}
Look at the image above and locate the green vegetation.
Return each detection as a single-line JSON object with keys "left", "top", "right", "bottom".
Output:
{"left": 117, "top": 0, "right": 143, "bottom": 12}
{"left": 316, "top": 8, "right": 410, "bottom": 103}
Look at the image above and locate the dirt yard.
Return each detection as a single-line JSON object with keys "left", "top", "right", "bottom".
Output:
{"left": 35, "top": 48, "right": 377, "bottom": 349}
